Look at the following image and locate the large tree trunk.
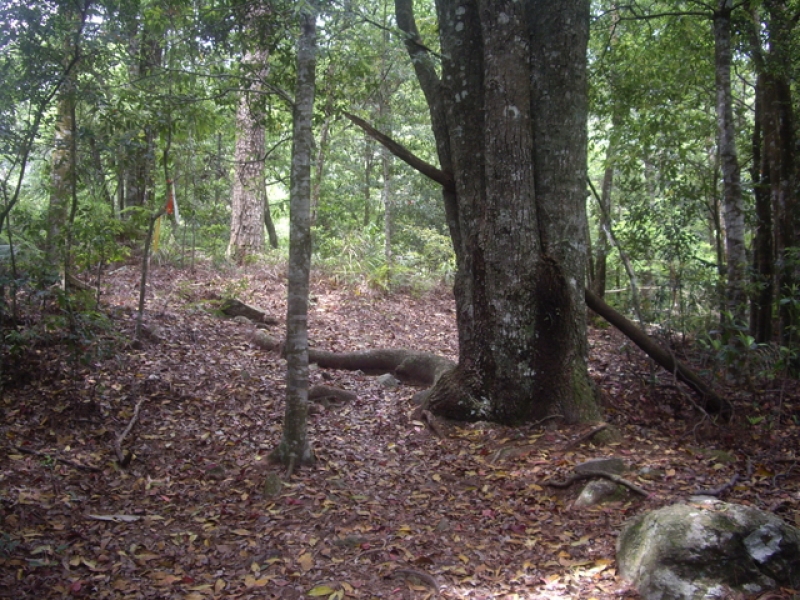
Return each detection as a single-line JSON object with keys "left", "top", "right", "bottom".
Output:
{"left": 714, "top": 1, "right": 748, "bottom": 326}
{"left": 763, "top": 34, "right": 798, "bottom": 344}
{"left": 396, "top": 0, "right": 600, "bottom": 425}
{"left": 271, "top": 6, "right": 317, "bottom": 471}
{"left": 749, "top": 73, "right": 774, "bottom": 343}
{"left": 228, "top": 9, "right": 270, "bottom": 263}
{"left": 228, "top": 81, "right": 267, "bottom": 261}
{"left": 748, "top": 0, "right": 799, "bottom": 345}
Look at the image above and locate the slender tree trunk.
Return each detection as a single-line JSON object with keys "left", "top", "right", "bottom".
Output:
{"left": 362, "top": 134, "right": 374, "bottom": 228}
{"left": 45, "top": 74, "right": 76, "bottom": 271}
{"left": 593, "top": 162, "right": 612, "bottom": 298}
{"left": 264, "top": 183, "right": 279, "bottom": 249}
{"left": 588, "top": 179, "right": 645, "bottom": 325}
{"left": 272, "top": 5, "right": 317, "bottom": 471}
{"left": 713, "top": 1, "right": 748, "bottom": 326}
{"left": 382, "top": 146, "right": 393, "bottom": 269}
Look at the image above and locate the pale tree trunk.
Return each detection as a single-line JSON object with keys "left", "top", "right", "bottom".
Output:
{"left": 714, "top": 0, "right": 748, "bottom": 326}
{"left": 593, "top": 162, "right": 612, "bottom": 298}
{"left": 310, "top": 62, "right": 336, "bottom": 227}
{"left": 382, "top": 147, "right": 393, "bottom": 269}
{"left": 362, "top": 134, "right": 374, "bottom": 228}
{"left": 271, "top": 5, "right": 317, "bottom": 471}
{"left": 45, "top": 76, "right": 76, "bottom": 271}
{"left": 228, "top": 42, "right": 269, "bottom": 262}
{"left": 45, "top": 2, "right": 87, "bottom": 276}
{"left": 378, "top": 13, "right": 395, "bottom": 275}
{"left": 264, "top": 184, "right": 279, "bottom": 249}
{"left": 396, "top": 0, "right": 600, "bottom": 425}
{"left": 588, "top": 178, "right": 645, "bottom": 326}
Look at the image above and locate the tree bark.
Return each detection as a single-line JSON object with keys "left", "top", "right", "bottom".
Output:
{"left": 763, "top": 4, "right": 798, "bottom": 345}
{"left": 747, "top": 0, "right": 799, "bottom": 345}
{"left": 45, "top": 73, "right": 76, "bottom": 270}
{"left": 228, "top": 8, "right": 270, "bottom": 262}
{"left": 713, "top": 1, "right": 748, "bottom": 326}
{"left": 395, "top": 0, "right": 600, "bottom": 425}
{"left": 749, "top": 72, "right": 774, "bottom": 343}
{"left": 271, "top": 6, "right": 317, "bottom": 471}
{"left": 123, "top": 22, "right": 161, "bottom": 210}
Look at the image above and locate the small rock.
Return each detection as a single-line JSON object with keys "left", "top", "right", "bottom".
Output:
{"left": 377, "top": 373, "right": 399, "bottom": 388}
{"left": 574, "top": 479, "right": 623, "bottom": 508}
{"left": 435, "top": 518, "right": 452, "bottom": 532}
{"left": 638, "top": 466, "right": 666, "bottom": 480}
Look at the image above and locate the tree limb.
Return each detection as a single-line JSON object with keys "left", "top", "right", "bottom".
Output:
{"left": 586, "top": 288, "right": 732, "bottom": 417}
{"left": 343, "top": 112, "right": 454, "bottom": 191}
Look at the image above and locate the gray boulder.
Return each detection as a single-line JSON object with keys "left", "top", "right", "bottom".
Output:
{"left": 617, "top": 497, "right": 800, "bottom": 600}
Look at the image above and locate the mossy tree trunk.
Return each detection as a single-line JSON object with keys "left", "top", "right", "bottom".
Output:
{"left": 396, "top": 0, "right": 601, "bottom": 425}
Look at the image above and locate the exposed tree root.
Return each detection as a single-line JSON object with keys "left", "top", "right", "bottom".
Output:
{"left": 543, "top": 470, "right": 649, "bottom": 497}
{"left": 247, "top": 296, "right": 730, "bottom": 423}
{"left": 249, "top": 330, "right": 455, "bottom": 385}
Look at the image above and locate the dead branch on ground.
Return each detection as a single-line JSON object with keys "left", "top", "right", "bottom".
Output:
{"left": 115, "top": 397, "right": 146, "bottom": 467}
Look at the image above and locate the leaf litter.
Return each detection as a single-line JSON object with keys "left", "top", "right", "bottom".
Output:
{"left": 1, "top": 262, "right": 800, "bottom": 599}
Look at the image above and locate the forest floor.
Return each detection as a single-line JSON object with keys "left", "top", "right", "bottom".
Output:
{"left": 2, "top": 261, "right": 800, "bottom": 600}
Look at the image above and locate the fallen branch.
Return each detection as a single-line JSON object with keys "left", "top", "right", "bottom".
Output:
{"left": 585, "top": 289, "right": 732, "bottom": 418}
{"left": 695, "top": 459, "right": 753, "bottom": 497}
{"left": 12, "top": 445, "right": 101, "bottom": 473}
{"left": 115, "top": 398, "right": 146, "bottom": 467}
{"left": 559, "top": 423, "right": 608, "bottom": 451}
{"left": 543, "top": 470, "right": 649, "bottom": 497}
{"left": 65, "top": 272, "right": 99, "bottom": 295}
{"left": 309, "top": 385, "right": 357, "bottom": 403}
{"left": 220, "top": 297, "right": 278, "bottom": 325}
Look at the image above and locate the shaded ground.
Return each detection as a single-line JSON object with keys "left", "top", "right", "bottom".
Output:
{"left": 2, "top": 262, "right": 800, "bottom": 599}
